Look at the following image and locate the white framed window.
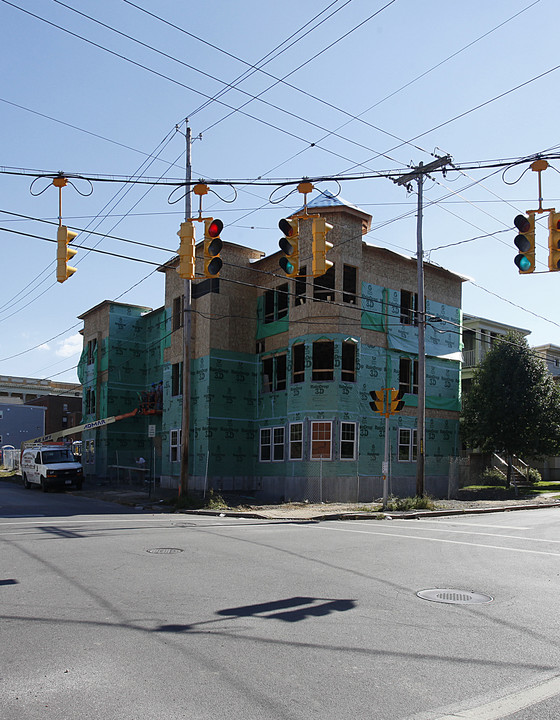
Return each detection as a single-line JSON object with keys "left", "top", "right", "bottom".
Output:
{"left": 311, "top": 421, "right": 332, "bottom": 460}
{"left": 260, "top": 428, "right": 272, "bottom": 462}
{"left": 289, "top": 422, "right": 303, "bottom": 460}
{"left": 398, "top": 428, "right": 417, "bottom": 462}
{"left": 170, "top": 428, "right": 181, "bottom": 462}
{"left": 272, "top": 427, "right": 285, "bottom": 461}
{"left": 340, "top": 422, "right": 358, "bottom": 460}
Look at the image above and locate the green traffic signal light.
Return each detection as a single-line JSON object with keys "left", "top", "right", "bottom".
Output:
{"left": 513, "top": 213, "right": 535, "bottom": 274}
{"left": 278, "top": 218, "right": 299, "bottom": 277}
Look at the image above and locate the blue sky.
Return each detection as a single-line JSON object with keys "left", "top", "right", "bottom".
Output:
{"left": 1, "top": 0, "right": 559, "bottom": 384}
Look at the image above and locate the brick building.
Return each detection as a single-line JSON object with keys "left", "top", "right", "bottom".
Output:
{"left": 78, "top": 192, "right": 465, "bottom": 499}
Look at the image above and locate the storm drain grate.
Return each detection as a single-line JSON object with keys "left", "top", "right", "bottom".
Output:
{"left": 146, "top": 547, "right": 184, "bottom": 554}
{"left": 417, "top": 588, "right": 493, "bottom": 605}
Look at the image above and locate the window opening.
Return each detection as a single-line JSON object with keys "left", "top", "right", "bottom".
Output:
{"left": 343, "top": 265, "right": 357, "bottom": 304}
{"left": 275, "top": 354, "right": 287, "bottom": 391}
{"left": 341, "top": 342, "right": 356, "bottom": 382}
{"left": 172, "top": 296, "right": 183, "bottom": 332}
{"left": 277, "top": 283, "right": 289, "bottom": 319}
{"left": 400, "top": 290, "right": 418, "bottom": 326}
{"left": 399, "top": 357, "right": 418, "bottom": 395}
{"left": 312, "top": 341, "right": 334, "bottom": 381}
{"left": 262, "top": 357, "right": 273, "bottom": 393}
{"left": 171, "top": 362, "right": 183, "bottom": 397}
{"left": 86, "top": 388, "right": 96, "bottom": 415}
{"left": 294, "top": 267, "right": 307, "bottom": 306}
{"left": 313, "top": 265, "right": 335, "bottom": 302}
{"left": 87, "top": 338, "right": 97, "bottom": 365}
{"left": 264, "top": 289, "right": 275, "bottom": 324}
{"left": 292, "top": 344, "right": 305, "bottom": 384}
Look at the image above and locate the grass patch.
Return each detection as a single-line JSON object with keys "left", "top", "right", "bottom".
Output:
{"left": 384, "top": 495, "right": 435, "bottom": 511}
{"left": 518, "top": 481, "right": 560, "bottom": 496}
{"left": 461, "top": 482, "right": 560, "bottom": 496}
{"left": 164, "top": 489, "right": 229, "bottom": 511}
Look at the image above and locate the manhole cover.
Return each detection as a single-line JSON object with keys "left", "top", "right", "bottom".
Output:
{"left": 417, "top": 588, "right": 493, "bottom": 605}
{"left": 146, "top": 548, "right": 184, "bottom": 554}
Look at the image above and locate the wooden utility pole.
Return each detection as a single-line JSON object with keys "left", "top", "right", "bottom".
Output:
{"left": 396, "top": 156, "right": 451, "bottom": 497}
{"left": 179, "top": 122, "right": 192, "bottom": 497}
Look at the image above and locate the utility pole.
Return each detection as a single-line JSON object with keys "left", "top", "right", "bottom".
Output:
{"left": 179, "top": 121, "right": 192, "bottom": 497}
{"left": 396, "top": 155, "right": 451, "bottom": 497}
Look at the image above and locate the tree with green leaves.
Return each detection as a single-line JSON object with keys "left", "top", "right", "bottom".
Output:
{"left": 461, "top": 331, "right": 560, "bottom": 485}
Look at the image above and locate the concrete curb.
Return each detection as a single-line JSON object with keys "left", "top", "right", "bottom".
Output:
{"left": 172, "top": 501, "right": 560, "bottom": 522}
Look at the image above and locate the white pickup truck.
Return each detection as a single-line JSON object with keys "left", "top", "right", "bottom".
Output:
{"left": 21, "top": 444, "right": 83, "bottom": 492}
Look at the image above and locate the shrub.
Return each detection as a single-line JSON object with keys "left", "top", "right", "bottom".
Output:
{"left": 480, "top": 467, "right": 507, "bottom": 487}
{"left": 525, "top": 467, "right": 542, "bottom": 484}
{"left": 384, "top": 495, "right": 435, "bottom": 511}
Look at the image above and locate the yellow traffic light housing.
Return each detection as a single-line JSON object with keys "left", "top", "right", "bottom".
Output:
{"left": 548, "top": 210, "right": 560, "bottom": 272}
{"left": 56, "top": 225, "right": 78, "bottom": 283}
{"left": 312, "top": 216, "right": 333, "bottom": 277}
{"left": 177, "top": 221, "right": 196, "bottom": 279}
{"left": 389, "top": 388, "right": 405, "bottom": 413}
{"left": 278, "top": 218, "right": 299, "bottom": 277}
{"left": 513, "top": 213, "right": 535, "bottom": 274}
{"left": 203, "top": 218, "right": 223, "bottom": 278}
{"left": 369, "top": 390, "right": 385, "bottom": 415}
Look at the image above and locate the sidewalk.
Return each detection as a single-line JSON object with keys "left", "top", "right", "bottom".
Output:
{"left": 74, "top": 482, "right": 560, "bottom": 521}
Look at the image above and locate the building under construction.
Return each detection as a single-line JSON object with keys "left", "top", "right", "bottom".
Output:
{"left": 77, "top": 193, "right": 464, "bottom": 500}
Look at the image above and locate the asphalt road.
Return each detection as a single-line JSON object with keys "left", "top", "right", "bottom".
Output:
{"left": 2, "top": 482, "right": 560, "bottom": 720}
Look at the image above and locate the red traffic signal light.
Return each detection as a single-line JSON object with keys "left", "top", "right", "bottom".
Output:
{"left": 204, "top": 218, "right": 223, "bottom": 278}
{"left": 513, "top": 213, "right": 535, "bottom": 274}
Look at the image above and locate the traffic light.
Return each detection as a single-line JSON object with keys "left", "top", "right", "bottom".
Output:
{"left": 56, "top": 225, "right": 78, "bottom": 283}
{"left": 389, "top": 388, "right": 405, "bottom": 413}
{"left": 369, "top": 389, "right": 385, "bottom": 415}
{"left": 548, "top": 211, "right": 560, "bottom": 272}
{"left": 513, "top": 213, "right": 535, "bottom": 274}
{"left": 278, "top": 218, "right": 299, "bottom": 277}
{"left": 203, "top": 218, "right": 223, "bottom": 278}
{"left": 177, "top": 221, "right": 196, "bottom": 279}
{"left": 312, "top": 216, "right": 333, "bottom": 277}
